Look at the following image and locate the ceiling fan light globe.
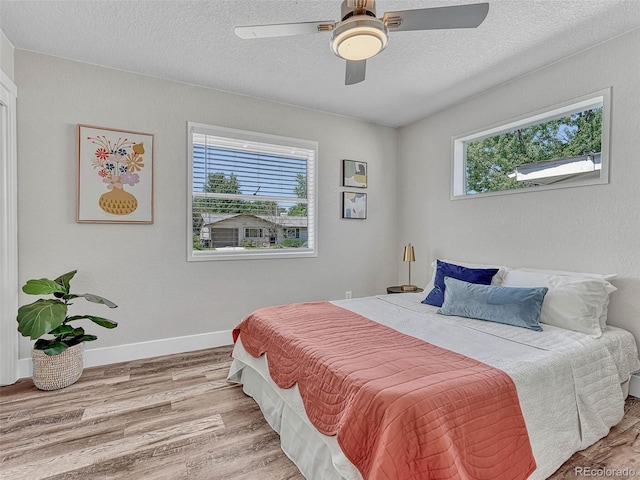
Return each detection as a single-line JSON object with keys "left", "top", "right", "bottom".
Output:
{"left": 336, "top": 33, "right": 383, "bottom": 61}
{"left": 331, "top": 18, "right": 388, "bottom": 61}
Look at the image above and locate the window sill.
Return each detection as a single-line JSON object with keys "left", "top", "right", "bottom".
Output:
{"left": 188, "top": 248, "right": 317, "bottom": 261}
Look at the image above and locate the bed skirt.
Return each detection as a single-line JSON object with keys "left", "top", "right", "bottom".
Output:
{"left": 228, "top": 339, "right": 362, "bottom": 480}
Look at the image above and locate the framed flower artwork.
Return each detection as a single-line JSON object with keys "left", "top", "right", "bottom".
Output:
{"left": 77, "top": 125, "right": 154, "bottom": 223}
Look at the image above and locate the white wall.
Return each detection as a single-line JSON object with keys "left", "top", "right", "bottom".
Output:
{"left": 0, "top": 30, "right": 14, "bottom": 80}
{"left": 15, "top": 50, "right": 398, "bottom": 359}
{"left": 398, "top": 28, "right": 640, "bottom": 349}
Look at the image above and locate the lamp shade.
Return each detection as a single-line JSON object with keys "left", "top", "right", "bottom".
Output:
{"left": 403, "top": 244, "right": 415, "bottom": 262}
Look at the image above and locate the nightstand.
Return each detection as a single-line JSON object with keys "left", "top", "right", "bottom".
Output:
{"left": 387, "top": 286, "right": 424, "bottom": 294}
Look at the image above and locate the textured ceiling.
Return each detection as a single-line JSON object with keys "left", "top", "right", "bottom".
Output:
{"left": 1, "top": 0, "right": 639, "bottom": 127}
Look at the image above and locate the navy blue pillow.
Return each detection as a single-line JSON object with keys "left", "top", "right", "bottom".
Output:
{"left": 422, "top": 260, "right": 499, "bottom": 307}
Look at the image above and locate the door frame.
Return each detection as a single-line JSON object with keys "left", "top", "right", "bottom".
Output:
{"left": 0, "top": 68, "right": 19, "bottom": 385}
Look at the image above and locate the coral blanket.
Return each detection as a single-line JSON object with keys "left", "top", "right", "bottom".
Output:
{"left": 233, "top": 301, "right": 536, "bottom": 480}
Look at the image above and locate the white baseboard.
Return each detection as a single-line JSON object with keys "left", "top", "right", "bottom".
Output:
{"left": 630, "top": 373, "right": 640, "bottom": 398}
{"left": 17, "top": 330, "right": 233, "bottom": 379}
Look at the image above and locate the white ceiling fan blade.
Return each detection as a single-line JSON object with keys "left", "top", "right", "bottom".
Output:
{"left": 383, "top": 3, "right": 489, "bottom": 32}
{"left": 235, "top": 21, "right": 335, "bottom": 39}
{"left": 345, "top": 60, "right": 366, "bottom": 85}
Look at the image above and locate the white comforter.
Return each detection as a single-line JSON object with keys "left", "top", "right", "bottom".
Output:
{"left": 231, "top": 293, "right": 640, "bottom": 480}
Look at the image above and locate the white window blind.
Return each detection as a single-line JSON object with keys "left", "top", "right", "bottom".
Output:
{"left": 188, "top": 123, "right": 317, "bottom": 260}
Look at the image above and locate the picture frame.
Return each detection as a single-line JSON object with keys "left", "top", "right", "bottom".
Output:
{"left": 77, "top": 125, "right": 154, "bottom": 224}
{"left": 342, "top": 159, "right": 367, "bottom": 188}
{"left": 342, "top": 192, "right": 367, "bottom": 219}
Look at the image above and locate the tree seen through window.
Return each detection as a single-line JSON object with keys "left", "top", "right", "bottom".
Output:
{"left": 465, "top": 106, "right": 602, "bottom": 194}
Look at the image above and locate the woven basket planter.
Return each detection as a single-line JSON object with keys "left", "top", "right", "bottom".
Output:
{"left": 31, "top": 343, "right": 84, "bottom": 391}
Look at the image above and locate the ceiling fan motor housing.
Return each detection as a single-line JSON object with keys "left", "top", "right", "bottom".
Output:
{"left": 342, "top": 0, "right": 377, "bottom": 20}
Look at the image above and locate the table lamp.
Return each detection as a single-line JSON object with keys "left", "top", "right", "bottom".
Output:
{"left": 401, "top": 243, "right": 417, "bottom": 291}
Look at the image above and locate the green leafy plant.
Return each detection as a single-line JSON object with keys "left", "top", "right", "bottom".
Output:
{"left": 17, "top": 270, "right": 118, "bottom": 356}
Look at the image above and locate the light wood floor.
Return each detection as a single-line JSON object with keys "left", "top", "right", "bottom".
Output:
{"left": 1, "top": 345, "right": 637, "bottom": 480}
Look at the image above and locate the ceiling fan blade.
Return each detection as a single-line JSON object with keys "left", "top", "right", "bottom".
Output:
{"left": 345, "top": 60, "right": 366, "bottom": 85}
{"left": 383, "top": 3, "right": 489, "bottom": 32}
{"left": 235, "top": 21, "right": 335, "bottom": 39}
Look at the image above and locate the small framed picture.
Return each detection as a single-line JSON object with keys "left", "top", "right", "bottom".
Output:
{"left": 342, "top": 159, "right": 367, "bottom": 188}
{"left": 77, "top": 125, "right": 154, "bottom": 224}
{"left": 342, "top": 192, "right": 367, "bottom": 219}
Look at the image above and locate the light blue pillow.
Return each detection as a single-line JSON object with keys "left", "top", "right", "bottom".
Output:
{"left": 437, "top": 277, "right": 548, "bottom": 332}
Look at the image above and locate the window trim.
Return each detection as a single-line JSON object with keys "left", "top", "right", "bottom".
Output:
{"left": 451, "top": 88, "right": 611, "bottom": 200}
{"left": 187, "top": 122, "right": 318, "bottom": 261}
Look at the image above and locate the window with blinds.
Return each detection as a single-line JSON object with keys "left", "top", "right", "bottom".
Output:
{"left": 188, "top": 123, "right": 317, "bottom": 260}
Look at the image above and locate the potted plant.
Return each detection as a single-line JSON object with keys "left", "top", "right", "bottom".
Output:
{"left": 16, "top": 269, "right": 118, "bottom": 390}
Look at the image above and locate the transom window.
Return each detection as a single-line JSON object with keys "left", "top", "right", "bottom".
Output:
{"left": 188, "top": 123, "right": 317, "bottom": 260}
{"left": 452, "top": 89, "right": 610, "bottom": 198}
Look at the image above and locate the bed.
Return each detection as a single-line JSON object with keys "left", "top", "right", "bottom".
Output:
{"left": 228, "top": 263, "right": 640, "bottom": 480}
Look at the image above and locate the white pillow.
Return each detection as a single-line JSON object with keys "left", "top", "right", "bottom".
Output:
{"left": 517, "top": 267, "right": 617, "bottom": 282}
{"left": 502, "top": 269, "right": 615, "bottom": 337}
{"left": 516, "top": 268, "right": 617, "bottom": 330}
{"left": 429, "top": 259, "right": 510, "bottom": 289}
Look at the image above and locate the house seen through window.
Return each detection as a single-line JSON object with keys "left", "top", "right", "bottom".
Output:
{"left": 452, "top": 90, "right": 609, "bottom": 198}
{"left": 188, "top": 123, "right": 317, "bottom": 260}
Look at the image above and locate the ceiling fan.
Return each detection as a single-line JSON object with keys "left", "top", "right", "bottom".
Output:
{"left": 235, "top": 1, "right": 489, "bottom": 85}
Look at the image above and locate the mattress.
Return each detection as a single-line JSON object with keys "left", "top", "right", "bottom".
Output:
{"left": 228, "top": 293, "right": 640, "bottom": 480}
